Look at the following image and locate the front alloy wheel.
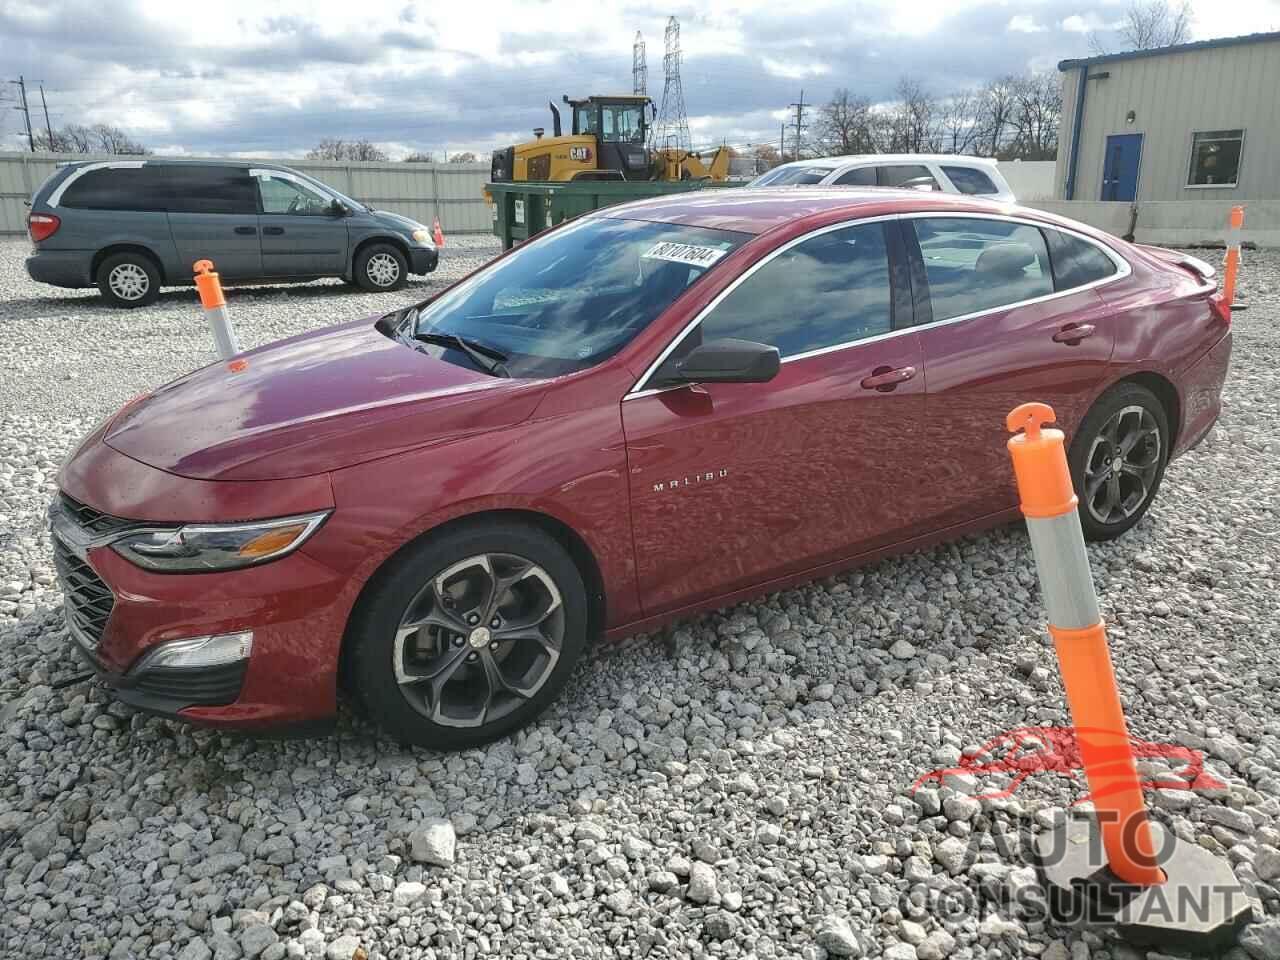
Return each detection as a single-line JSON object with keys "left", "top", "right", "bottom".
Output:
{"left": 348, "top": 522, "right": 589, "bottom": 749}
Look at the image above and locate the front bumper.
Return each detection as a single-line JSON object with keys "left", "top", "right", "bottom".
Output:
{"left": 409, "top": 245, "right": 439, "bottom": 275}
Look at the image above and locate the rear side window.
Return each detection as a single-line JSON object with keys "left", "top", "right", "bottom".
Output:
{"left": 833, "top": 166, "right": 876, "bottom": 186}
{"left": 912, "top": 217, "right": 1052, "bottom": 321}
{"left": 879, "top": 165, "right": 938, "bottom": 190}
{"left": 165, "top": 166, "right": 257, "bottom": 215}
{"left": 1044, "top": 229, "right": 1118, "bottom": 291}
{"left": 941, "top": 165, "right": 999, "bottom": 195}
{"left": 695, "top": 222, "right": 893, "bottom": 358}
{"left": 753, "top": 165, "right": 835, "bottom": 186}
{"left": 59, "top": 166, "right": 167, "bottom": 211}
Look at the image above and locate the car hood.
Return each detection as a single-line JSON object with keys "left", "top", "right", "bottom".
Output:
{"left": 104, "top": 320, "right": 547, "bottom": 481}
{"left": 372, "top": 209, "right": 428, "bottom": 233}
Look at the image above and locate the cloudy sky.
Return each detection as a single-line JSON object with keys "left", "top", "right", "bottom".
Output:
{"left": 2, "top": 0, "right": 1277, "bottom": 159}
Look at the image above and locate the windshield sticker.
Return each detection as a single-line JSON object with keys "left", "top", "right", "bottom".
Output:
{"left": 642, "top": 241, "right": 728, "bottom": 269}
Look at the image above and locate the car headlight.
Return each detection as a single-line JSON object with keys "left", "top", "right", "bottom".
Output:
{"left": 411, "top": 227, "right": 434, "bottom": 246}
{"left": 112, "top": 512, "right": 330, "bottom": 573}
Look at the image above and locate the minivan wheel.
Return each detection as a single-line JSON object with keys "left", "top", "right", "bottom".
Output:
{"left": 348, "top": 521, "right": 589, "bottom": 749}
{"left": 1068, "top": 382, "right": 1170, "bottom": 542}
{"left": 96, "top": 252, "right": 161, "bottom": 308}
{"left": 354, "top": 243, "right": 408, "bottom": 292}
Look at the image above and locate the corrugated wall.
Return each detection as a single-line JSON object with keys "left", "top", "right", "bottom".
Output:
{"left": 0, "top": 153, "right": 492, "bottom": 236}
{"left": 1056, "top": 37, "right": 1280, "bottom": 202}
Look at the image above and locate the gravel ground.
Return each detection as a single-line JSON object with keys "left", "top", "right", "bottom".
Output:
{"left": 1, "top": 236, "right": 1278, "bottom": 960}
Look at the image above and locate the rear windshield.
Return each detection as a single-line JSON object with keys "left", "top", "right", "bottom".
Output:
{"left": 409, "top": 216, "right": 749, "bottom": 378}
{"left": 751, "top": 165, "right": 835, "bottom": 186}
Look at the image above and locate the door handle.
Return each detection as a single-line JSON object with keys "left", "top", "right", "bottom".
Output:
{"left": 234, "top": 226, "right": 257, "bottom": 235}
{"left": 1053, "top": 323, "right": 1096, "bottom": 344}
{"left": 262, "top": 226, "right": 285, "bottom": 235}
{"left": 860, "top": 365, "right": 917, "bottom": 391}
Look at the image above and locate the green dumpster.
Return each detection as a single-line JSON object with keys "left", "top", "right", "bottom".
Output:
{"left": 485, "top": 179, "right": 744, "bottom": 250}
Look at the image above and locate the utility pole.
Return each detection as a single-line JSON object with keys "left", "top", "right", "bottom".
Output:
{"left": 8, "top": 76, "right": 35, "bottom": 151}
{"left": 39, "top": 84, "right": 53, "bottom": 149}
{"left": 779, "top": 122, "right": 785, "bottom": 167}
{"left": 788, "top": 89, "right": 807, "bottom": 161}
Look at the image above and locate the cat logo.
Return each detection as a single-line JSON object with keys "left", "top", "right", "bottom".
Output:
{"left": 653, "top": 469, "right": 728, "bottom": 493}
{"left": 569, "top": 146, "right": 592, "bottom": 162}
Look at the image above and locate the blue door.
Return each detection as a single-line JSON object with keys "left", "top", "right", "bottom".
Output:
{"left": 1101, "top": 134, "right": 1143, "bottom": 201}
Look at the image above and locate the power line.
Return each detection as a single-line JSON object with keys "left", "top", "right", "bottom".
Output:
{"left": 788, "top": 89, "right": 807, "bottom": 161}
{"left": 650, "top": 16, "right": 690, "bottom": 152}
{"left": 39, "top": 84, "right": 53, "bottom": 148}
{"left": 7, "top": 76, "right": 34, "bottom": 151}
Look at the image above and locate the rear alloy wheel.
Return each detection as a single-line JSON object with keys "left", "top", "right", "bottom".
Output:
{"left": 1068, "top": 383, "right": 1169, "bottom": 541}
{"left": 96, "top": 252, "right": 161, "bottom": 308}
{"left": 349, "top": 523, "right": 588, "bottom": 749}
{"left": 354, "top": 243, "right": 408, "bottom": 292}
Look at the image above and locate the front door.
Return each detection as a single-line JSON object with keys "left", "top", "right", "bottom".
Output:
{"left": 907, "top": 216, "right": 1116, "bottom": 528}
{"left": 253, "top": 170, "right": 350, "bottom": 277}
{"left": 623, "top": 220, "right": 929, "bottom": 615}
{"left": 1101, "top": 134, "right": 1143, "bottom": 201}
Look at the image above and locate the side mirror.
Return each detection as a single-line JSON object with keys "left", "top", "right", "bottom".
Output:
{"left": 330, "top": 199, "right": 350, "bottom": 217}
{"left": 655, "top": 338, "right": 780, "bottom": 385}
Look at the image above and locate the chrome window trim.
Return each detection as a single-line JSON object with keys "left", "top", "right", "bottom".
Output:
{"left": 47, "top": 160, "right": 147, "bottom": 208}
{"left": 623, "top": 211, "right": 1130, "bottom": 400}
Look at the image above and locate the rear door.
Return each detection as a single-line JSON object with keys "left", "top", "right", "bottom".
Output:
{"left": 163, "top": 165, "right": 261, "bottom": 279}
{"left": 622, "top": 219, "right": 930, "bottom": 615}
{"left": 906, "top": 215, "right": 1118, "bottom": 527}
{"left": 252, "top": 169, "right": 350, "bottom": 277}
{"left": 46, "top": 163, "right": 169, "bottom": 259}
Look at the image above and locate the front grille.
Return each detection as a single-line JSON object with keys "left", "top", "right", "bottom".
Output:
{"left": 59, "top": 493, "right": 134, "bottom": 535}
{"left": 52, "top": 535, "right": 114, "bottom": 648}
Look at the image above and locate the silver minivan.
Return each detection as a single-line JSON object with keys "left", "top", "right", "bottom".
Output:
{"left": 749, "top": 154, "right": 1017, "bottom": 203}
{"left": 25, "top": 159, "right": 439, "bottom": 307}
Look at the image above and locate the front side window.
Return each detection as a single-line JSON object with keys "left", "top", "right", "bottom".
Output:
{"left": 574, "top": 105, "right": 598, "bottom": 136}
{"left": 912, "top": 217, "right": 1052, "bottom": 321}
{"left": 833, "top": 166, "right": 877, "bottom": 186}
{"left": 602, "top": 104, "right": 645, "bottom": 143}
{"left": 692, "top": 222, "right": 893, "bottom": 359}
{"left": 59, "top": 166, "right": 167, "bottom": 211}
{"left": 409, "top": 217, "right": 748, "bottom": 378}
{"left": 941, "top": 165, "right": 999, "bottom": 195}
{"left": 257, "top": 174, "right": 333, "bottom": 215}
{"left": 1187, "top": 129, "right": 1243, "bottom": 187}
{"left": 751, "top": 165, "right": 835, "bottom": 186}
{"left": 879, "top": 165, "right": 939, "bottom": 190}
{"left": 1044, "top": 229, "right": 1118, "bottom": 291}
{"left": 164, "top": 166, "right": 257, "bottom": 215}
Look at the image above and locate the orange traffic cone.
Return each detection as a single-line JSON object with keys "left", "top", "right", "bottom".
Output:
{"left": 432, "top": 217, "right": 445, "bottom": 247}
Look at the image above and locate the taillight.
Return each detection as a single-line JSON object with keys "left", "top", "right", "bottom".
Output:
{"left": 28, "top": 213, "right": 60, "bottom": 243}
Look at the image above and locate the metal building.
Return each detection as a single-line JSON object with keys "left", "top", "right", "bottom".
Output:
{"left": 1056, "top": 31, "right": 1280, "bottom": 203}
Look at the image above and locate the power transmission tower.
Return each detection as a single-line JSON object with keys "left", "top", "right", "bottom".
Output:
{"left": 788, "top": 89, "right": 807, "bottom": 161}
{"left": 632, "top": 31, "right": 647, "bottom": 97}
{"left": 7, "top": 76, "right": 34, "bottom": 151}
{"left": 39, "top": 84, "right": 53, "bottom": 149}
{"left": 650, "top": 16, "right": 691, "bottom": 152}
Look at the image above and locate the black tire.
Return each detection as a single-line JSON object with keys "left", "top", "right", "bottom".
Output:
{"left": 1068, "top": 382, "right": 1170, "bottom": 541}
{"left": 348, "top": 521, "right": 589, "bottom": 749}
{"left": 353, "top": 243, "right": 408, "bottom": 292}
{"left": 96, "top": 251, "right": 161, "bottom": 308}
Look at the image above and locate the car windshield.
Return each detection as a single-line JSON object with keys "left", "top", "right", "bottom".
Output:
{"left": 751, "top": 165, "right": 834, "bottom": 186}
{"left": 407, "top": 217, "right": 749, "bottom": 377}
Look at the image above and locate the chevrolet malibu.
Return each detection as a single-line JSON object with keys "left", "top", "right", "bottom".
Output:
{"left": 51, "top": 189, "right": 1231, "bottom": 749}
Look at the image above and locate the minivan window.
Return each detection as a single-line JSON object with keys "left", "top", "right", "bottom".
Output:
{"left": 257, "top": 174, "right": 333, "bottom": 216}
{"left": 941, "top": 165, "right": 999, "bottom": 195}
{"left": 165, "top": 166, "right": 257, "bottom": 216}
{"left": 59, "top": 166, "right": 167, "bottom": 211}
{"left": 833, "top": 167, "right": 877, "bottom": 186}
{"left": 913, "top": 217, "right": 1052, "bottom": 321}
{"left": 879, "top": 165, "right": 938, "bottom": 189}
{"left": 693, "top": 222, "right": 893, "bottom": 358}
{"left": 1044, "top": 229, "right": 1117, "bottom": 291}
{"left": 752, "top": 165, "right": 835, "bottom": 186}
{"left": 409, "top": 216, "right": 748, "bottom": 378}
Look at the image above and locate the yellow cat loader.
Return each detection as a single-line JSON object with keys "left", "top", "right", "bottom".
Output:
{"left": 488, "top": 95, "right": 731, "bottom": 184}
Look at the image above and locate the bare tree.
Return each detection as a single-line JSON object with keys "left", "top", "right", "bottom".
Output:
{"left": 34, "top": 123, "right": 149, "bottom": 155}
{"left": 896, "top": 77, "right": 939, "bottom": 153}
{"left": 976, "top": 76, "right": 1020, "bottom": 157}
{"left": 401, "top": 151, "right": 435, "bottom": 163}
{"left": 751, "top": 142, "right": 781, "bottom": 171}
{"left": 447, "top": 151, "right": 479, "bottom": 163}
{"left": 1008, "top": 71, "right": 1062, "bottom": 160}
{"left": 814, "top": 88, "right": 874, "bottom": 156}
{"left": 306, "top": 138, "right": 389, "bottom": 162}
{"left": 937, "top": 89, "right": 982, "bottom": 155}
{"left": 1090, "top": 0, "right": 1193, "bottom": 54}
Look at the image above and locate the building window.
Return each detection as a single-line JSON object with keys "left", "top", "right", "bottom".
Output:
{"left": 1187, "top": 130, "right": 1244, "bottom": 187}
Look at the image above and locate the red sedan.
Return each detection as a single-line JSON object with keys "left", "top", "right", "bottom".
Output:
{"left": 52, "top": 189, "right": 1231, "bottom": 748}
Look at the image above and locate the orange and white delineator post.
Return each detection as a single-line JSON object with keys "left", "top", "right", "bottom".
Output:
{"left": 1220, "top": 205, "right": 1244, "bottom": 320}
{"left": 193, "top": 259, "right": 242, "bottom": 360}
{"left": 1006, "top": 402, "right": 1165, "bottom": 887}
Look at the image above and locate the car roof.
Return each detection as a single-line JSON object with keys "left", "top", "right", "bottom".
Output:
{"left": 772, "top": 154, "right": 1000, "bottom": 170}
{"left": 57, "top": 158, "right": 293, "bottom": 172}
{"left": 599, "top": 187, "right": 1035, "bottom": 237}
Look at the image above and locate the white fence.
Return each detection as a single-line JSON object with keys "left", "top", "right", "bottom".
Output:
{"left": 0, "top": 152, "right": 492, "bottom": 237}
{"left": 993, "top": 160, "right": 1055, "bottom": 201}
